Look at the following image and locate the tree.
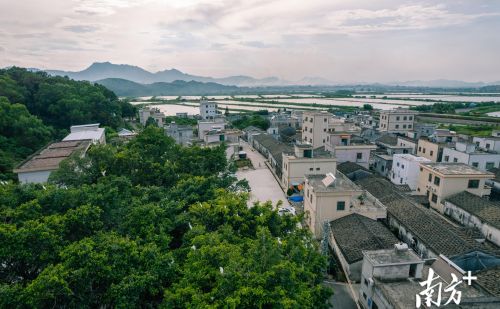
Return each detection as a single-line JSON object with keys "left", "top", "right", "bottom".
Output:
{"left": 363, "top": 104, "right": 373, "bottom": 111}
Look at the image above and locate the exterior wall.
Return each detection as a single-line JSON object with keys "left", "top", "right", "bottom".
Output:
{"left": 473, "top": 137, "right": 500, "bottom": 152}
{"left": 442, "top": 148, "right": 500, "bottom": 171}
{"left": 378, "top": 110, "right": 416, "bottom": 133}
{"left": 417, "top": 139, "right": 441, "bottom": 162}
{"left": 329, "top": 233, "right": 363, "bottom": 282}
{"left": 301, "top": 112, "right": 331, "bottom": 148}
{"left": 444, "top": 201, "right": 500, "bottom": 247}
{"left": 373, "top": 156, "right": 392, "bottom": 178}
{"left": 197, "top": 120, "right": 225, "bottom": 140}
{"left": 417, "top": 167, "right": 492, "bottom": 213}
{"left": 304, "top": 187, "right": 354, "bottom": 237}
{"left": 390, "top": 155, "right": 430, "bottom": 190}
{"left": 165, "top": 125, "right": 193, "bottom": 145}
{"left": 387, "top": 215, "right": 436, "bottom": 259}
{"left": 396, "top": 137, "right": 417, "bottom": 154}
{"left": 334, "top": 147, "right": 374, "bottom": 168}
{"left": 17, "top": 170, "right": 53, "bottom": 184}
{"left": 281, "top": 156, "right": 336, "bottom": 188}
{"left": 414, "top": 123, "right": 437, "bottom": 138}
{"left": 200, "top": 101, "right": 218, "bottom": 119}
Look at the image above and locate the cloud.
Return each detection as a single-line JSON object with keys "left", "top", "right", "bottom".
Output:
{"left": 240, "top": 41, "right": 274, "bottom": 48}
{"left": 62, "top": 25, "right": 100, "bottom": 33}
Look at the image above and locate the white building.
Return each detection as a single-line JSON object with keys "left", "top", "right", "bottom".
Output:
{"left": 14, "top": 140, "right": 91, "bottom": 184}
{"left": 442, "top": 141, "right": 500, "bottom": 171}
{"left": 197, "top": 118, "right": 225, "bottom": 140}
{"left": 378, "top": 108, "right": 417, "bottom": 133}
{"left": 165, "top": 122, "right": 194, "bottom": 146}
{"left": 325, "top": 132, "right": 376, "bottom": 168}
{"left": 396, "top": 136, "right": 417, "bottom": 155}
{"left": 63, "top": 123, "right": 106, "bottom": 144}
{"left": 390, "top": 154, "right": 430, "bottom": 189}
{"left": 138, "top": 106, "right": 165, "bottom": 126}
{"left": 199, "top": 100, "right": 218, "bottom": 120}
{"left": 473, "top": 136, "right": 500, "bottom": 152}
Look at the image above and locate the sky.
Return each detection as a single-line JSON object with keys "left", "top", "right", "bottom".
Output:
{"left": 1, "top": 0, "right": 500, "bottom": 83}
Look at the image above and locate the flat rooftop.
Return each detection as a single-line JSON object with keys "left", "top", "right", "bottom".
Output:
{"left": 374, "top": 154, "right": 393, "bottom": 161}
{"left": 363, "top": 248, "right": 422, "bottom": 266}
{"left": 306, "top": 172, "right": 360, "bottom": 193}
{"left": 421, "top": 162, "right": 494, "bottom": 176}
{"left": 393, "top": 154, "right": 430, "bottom": 162}
{"left": 14, "top": 140, "right": 91, "bottom": 173}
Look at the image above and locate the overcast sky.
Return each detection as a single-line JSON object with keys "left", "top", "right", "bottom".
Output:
{"left": 1, "top": 0, "right": 500, "bottom": 82}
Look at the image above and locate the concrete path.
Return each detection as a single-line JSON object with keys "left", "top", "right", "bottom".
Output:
{"left": 323, "top": 281, "right": 359, "bottom": 309}
{"left": 236, "top": 140, "right": 289, "bottom": 208}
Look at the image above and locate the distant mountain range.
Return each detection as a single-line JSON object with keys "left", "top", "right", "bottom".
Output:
{"left": 45, "top": 62, "right": 297, "bottom": 87}
{"left": 43, "top": 62, "right": 500, "bottom": 88}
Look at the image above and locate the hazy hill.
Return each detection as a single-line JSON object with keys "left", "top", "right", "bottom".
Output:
{"left": 96, "top": 78, "right": 243, "bottom": 96}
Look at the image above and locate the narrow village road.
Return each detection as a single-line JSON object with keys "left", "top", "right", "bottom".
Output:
{"left": 236, "top": 140, "right": 290, "bottom": 208}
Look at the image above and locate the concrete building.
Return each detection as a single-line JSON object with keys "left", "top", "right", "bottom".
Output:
{"left": 372, "top": 154, "right": 393, "bottom": 178}
{"left": 444, "top": 191, "right": 500, "bottom": 247}
{"left": 390, "top": 154, "right": 431, "bottom": 190}
{"left": 14, "top": 140, "right": 91, "bottom": 184}
{"left": 375, "top": 135, "right": 412, "bottom": 155}
{"left": 269, "top": 112, "right": 299, "bottom": 129}
{"left": 329, "top": 214, "right": 399, "bottom": 282}
{"left": 281, "top": 143, "right": 336, "bottom": 189}
{"left": 325, "top": 132, "right": 376, "bottom": 168}
{"left": 165, "top": 122, "right": 194, "bottom": 146}
{"left": 412, "top": 123, "right": 437, "bottom": 138}
{"left": 63, "top": 123, "right": 105, "bottom": 144}
{"left": 138, "top": 106, "right": 165, "bottom": 126}
{"left": 203, "top": 129, "right": 240, "bottom": 145}
{"left": 199, "top": 100, "right": 218, "bottom": 119}
{"left": 301, "top": 111, "right": 332, "bottom": 148}
{"left": 197, "top": 118, "right": 225, "bottom": 140}
{"left": 442, "top": 141, "right": 500, "bottom": 171}
{"left": 337, "top": 162, "right": 372, "bottom": 181}
{"left": 432, "top": 128, "right": 459, "bottom": 143}
{"left": 304, "top": 172, "right": 386, "bottom": 238}
{"left": 378, "top": 108, "right": 417, "bottom": 133}
{"left": 117, "top": 128, "right": 137, "bottom": 139}
{"left": 473, "top": 136, "right": 500, "bottom": 152}
{"left": 416, "top": 162, "right": 493, "bottom": 213}
{"left": 416, "top": 137, "right": 454, "bottom": 162}
{"left": 253, "top": 134, "right": 293, "bottom": 179}
{"left": 359, "top": 246, "right": 424, "bottom": 309}
{"left": 396, "top": 136, "right": 417, "bottom": 154}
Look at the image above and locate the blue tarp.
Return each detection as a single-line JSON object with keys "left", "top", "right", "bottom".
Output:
{"left": 289, "top": 196, "right": 303, "bottom": 202}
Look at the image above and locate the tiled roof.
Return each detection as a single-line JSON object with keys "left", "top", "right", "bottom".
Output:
{"left": 330, "top": 214, "right": 399, "bottom": 264}
{"left": 253, "top": 134, "right": 293, "bottom": 166}
{"left": 376, "top": 134, "right": 398, "bottom": 146}
{"left": 445, "top": 191, "right": 500, "bottom": 230}
{"left": 337, "top": 162, "right": 370, "bottom": 175}
{"left": 355, "top": 176, "right": 499, "bottom": 258}
{"left": 14, "top": 140, "right": 91, "bottom": 173}
{"left": 476, "top": 266, "right": 500, "bottom": 297}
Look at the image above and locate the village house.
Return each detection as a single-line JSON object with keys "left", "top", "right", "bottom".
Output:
{"left": 396, "top": 135, "right": 417, "bottom": 154}
{"left": 199, "top": 100, "right": 218, "bottom": 119}
{"left": 416, "top": 162, "right": 493, "bottom": 213}
{"left": 197, "top": 117, "right": 225, "bottom": 140}
{"left": 444, "top": 191, "right": 500, "bottom": 247}
{"left": 378, "top": 108, "right": 417, "bottom": 134}
{"left": 63, "top": 123, "right": 106, "bottom": 144}
{"left": 442, "top": 141, "right": 500, "bottom": 171}
{"left": 303, "top": 172, "right": 386, "bottom": 238}
{"left": 14, "top": 140, "right": 91, "bottom": 184}
{"left": 325, "top": 132, "right": 376, "bottom": 168}
{"left": 281, "top": 143, "right": 336, "bottom": 189}
{"left": 329, "top": 214, "right": 398, "bottom": 282}
{"left": 372, "top": 154, "right": 393, "bottom": 178}
{"left": 390, "top": 154, "right": 431, "bottom": 190}
{"left": 138, "top": 106, "right": 165, "bottom": 126}
{"left": 164, "top": 121, "right": 194, "bottom": 146}
{"left": 301, "top": 111, "right": 332, "bottom": 148}
{"left": 473, "top": 135, "right": 500, "bottom": 152}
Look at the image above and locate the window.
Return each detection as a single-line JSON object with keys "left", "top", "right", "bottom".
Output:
{"left": 423, "top": 148, "right": 426, "bottom": 154}
{"left": 468, "top": 179, "right": 480, "bottom": 189}
{"left": 434, "top": 176, "right": 440, "bottom": 186}
{"left": 372, "top": 301, "right": 379, "bottom": 309}
{"left": 486, "top": 143, "right": 491, "bottom": 149}
{"left": 403, "top": 124, "right": 407, "bottom": 129}
{"left": 453, "top": 158, "right": 458, "bottom": 163}
{"left": 397, "top": 162, "right": 400, "bottom": 167}
{"left": 309, "top": 167, "right": 313, "bottom": 171}
{"left": 403, "top": 116, "right": 407, "bottom": 120}
{"left": 418, "top": 147, "right": 422, "bottom": 152}
{"left": 324, "top": 118, "right": 327, "bottom": 122}
{"left": 420, "top": 167, "right": 423, "bottom": 172}
{"left": 310, "top": 195, "right": 313, "bottom": 203}
{"left": 408, "top": 124, "right": 412, "bottom": 129}
{"left": 431, "top": 193, "right": 438, "bottom": 203}
{"left": 428, "top": 173, "right": 432, "bottom": 182}
{"left": 409, "top": 116, "right": 413, "bottom": 121}
{"left": 396, "top": 116, "right": 400, "bottom": 121}
{"left": 364, "top": 278, "right": 368, "bottom": 286}
{"left": 401, "top": 164, "right": 405, "bottom": 169}
{"left": 337, "top": 201, "right": 345, "bottom": 211}
{"left": 472, "top": 162, "right": 479, "bottom": 168}
{"left": 362, "top": 292, "right": 367, "bottom": 300}
{"left": 444, "top": 155, "right": 449, "bottom": 162}
{"left": 430, "top": 150, "right": 434, "bottom": 156}
{"left": 323, "top": 128, "right": 326, "bottom": 132}
{"left": 395, "top": 124, "right": 399, "bottom": 129}
{"left": 357, "top": 153, "right": 363, "bottom": 160}
{"left": 486, "top": 162, "right": 495, "bottom": 170}
{"left": 316, "top": 167, "right": 320, "bottom": 171}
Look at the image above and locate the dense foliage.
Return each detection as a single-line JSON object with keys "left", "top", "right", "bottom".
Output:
{"left": 0, "top": 127, "right": 331, "bottom": 308}
{"left": 0, "top": 67, "right": 136, "bottom": 180}
{"left": 232, "top": 113, "right": 271, "bottom": 131}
